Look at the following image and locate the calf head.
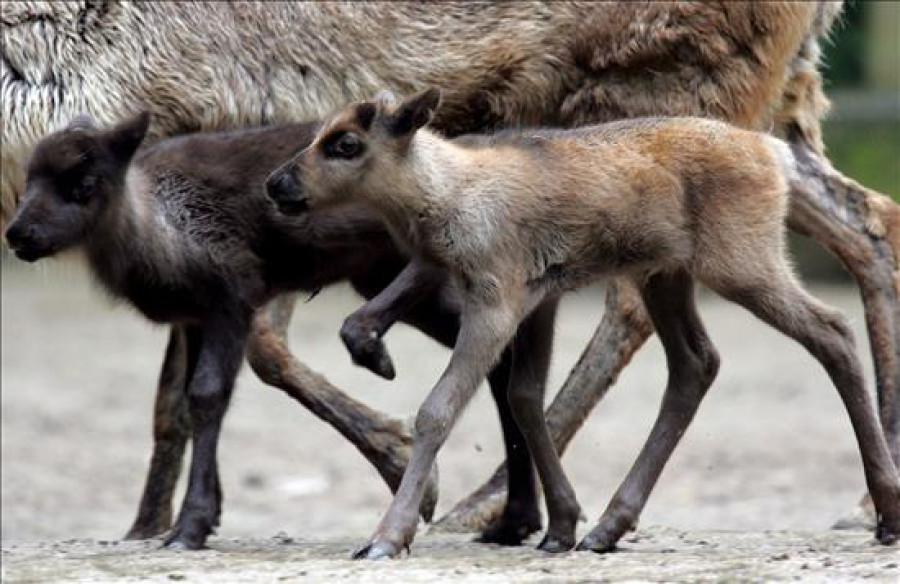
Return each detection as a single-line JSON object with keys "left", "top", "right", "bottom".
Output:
{"left": 5, "top": 112, "right": 150, "bottom": 261}
{"left": 265, "top": 88, "right": 441, "bottom": 215}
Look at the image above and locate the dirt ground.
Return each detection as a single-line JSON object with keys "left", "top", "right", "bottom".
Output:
{"left": 2, "top": 256, "right": 898, "bottom": 582}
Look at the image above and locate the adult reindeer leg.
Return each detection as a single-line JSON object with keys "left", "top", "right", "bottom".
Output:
{"left": 785, "top": 126, "right": 900, "bottom": 529}
{"left": 246, "top": 293, "right": 439, "bottom": 522}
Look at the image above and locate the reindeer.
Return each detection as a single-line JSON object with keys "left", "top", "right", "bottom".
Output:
{"left": 266, "top": 89, "right": 900, "bottom": 558}
{"left": 3, "top": 114, "right": 565, "bottom": 550}
{"left": 3, "top": 1, "right": 897, "bottom": 535}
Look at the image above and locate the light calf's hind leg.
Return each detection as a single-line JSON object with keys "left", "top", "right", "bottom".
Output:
{"left": 711, "top": 268, "right": 900, "bottom": 543}
{"left": 578, "top": 270, "right": 720, "bottom": 553}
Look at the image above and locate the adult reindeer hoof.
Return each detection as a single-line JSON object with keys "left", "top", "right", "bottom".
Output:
{"left": 352, "top": 539, "right": 405, "bottom": 560}
{"left": 476, "top": 509, "right": 542, "bottom": 545}
{"left": 432, "top": 471, "right": 508, "bottom": 534}
{"left": 832, "top": 494, "right": 877, "bottom": 531}
{"left": 341, "top": 320, "right": 396, "bottom": 380}
{"left": 537, "top": 533, "right": 575, "bottom": 553}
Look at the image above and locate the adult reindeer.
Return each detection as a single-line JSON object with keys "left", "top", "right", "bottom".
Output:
{"left": 2, "top": 1, "right": 897, "bottom": 538}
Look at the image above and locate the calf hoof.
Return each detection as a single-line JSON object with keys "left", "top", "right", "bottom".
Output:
{"left": 340, "top": 323, "right": 396, "bottom": 380}
{"left": 537, "top": 533, "right": 575, "bottom": 553}
{"left": 352, "top": 539, "right": 405, "bottom": 560}
{"left": 876, "top": 521, "right": 899, "bottom": 545}
{"left": 162, "top": 519, "right": 212, "bottom": 551}
{"left": 576, "top": 529, "right": 618, "bottom": 554}
{"left": 124, "top": 519, "right": 170, "bottom": 540}
{"left": 476, "top": 509, "right": 542, "bottom": 546}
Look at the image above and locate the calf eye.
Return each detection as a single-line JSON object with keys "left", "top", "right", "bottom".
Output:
{"left": 68, "top": 176, "right": 96, "bottom": 204}
{"left": 326, "top": 133, "right": 364, "bottom": 159}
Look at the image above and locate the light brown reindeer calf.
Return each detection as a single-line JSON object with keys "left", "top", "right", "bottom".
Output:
{"left": 267, "top": 90, "right": 900, "bottom": 559}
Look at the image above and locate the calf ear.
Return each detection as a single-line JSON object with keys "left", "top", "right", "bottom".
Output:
{"left": 106, "top": 111, "right": 151, "bottom": 162}
{"left": 388, "top": 88, "right": 441, "bottom": 137}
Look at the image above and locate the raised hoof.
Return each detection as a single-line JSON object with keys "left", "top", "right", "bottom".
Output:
{"left": 476, "top": 513, "right": 542, "bottom": 546}
{"left": 341, "top": 325, "right": 396, "bottom": 380}
{"left": 875, "top": 521, "right": 899, "bottom": 545}
{"left": 352, "top": 540, "right": 404, "bottom": 560}
{"left": 537, "top": 533, "right": 575, "bottom": 553}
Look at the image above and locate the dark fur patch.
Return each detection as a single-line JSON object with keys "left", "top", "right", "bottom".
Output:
{"left": 356, "top": 102, "right": 377, "bottom": 131}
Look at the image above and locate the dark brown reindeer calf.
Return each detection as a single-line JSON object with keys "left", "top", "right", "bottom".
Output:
{"left": 267, "top": 89, "right": 900, "bottom": 558}
{"left": 4, "top": 116, "right": 555, "bottom": 550}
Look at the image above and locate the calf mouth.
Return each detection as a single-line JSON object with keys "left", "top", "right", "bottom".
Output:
{"left": 274, "top": 198, "right": 310, "bottom": 216}
{"left": 9, "top": 242, "right": 56, "bottom": 262}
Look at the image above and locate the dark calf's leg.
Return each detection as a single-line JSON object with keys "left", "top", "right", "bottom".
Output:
{"left": 437, "top": 280, "right": 652, "bottom": 532}
{"left": 165, "top": 312, "right": 249, "bottom": 550}
{"left": 355, "top": 301, "right": 523, "bottom": 559}
{"left": 475, "top": 349, "right": 541, "bottom": 546}
{"left": 478, "top": 301, "right": 559, "bottom": 546}
{"left": 504, "top": 299, "right": 580, "bottom": 552}
{"left": 126, "top": 326, "right": 193, "bottom": 539}
{"left": 342, "top": 260, "right": 442, "bottom": 380}
{"left": 711, "top": 271, "right": 900, "bottom": 544}
{"left": 247, "top": 294, "right": 439, "bottom": 521}
{"left": 578, "top": 271, "right": 720, "bottom": 553}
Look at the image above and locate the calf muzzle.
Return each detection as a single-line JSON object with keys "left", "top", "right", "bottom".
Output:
{"left": 265, "top": 170, "right": 309, "bottom": 215}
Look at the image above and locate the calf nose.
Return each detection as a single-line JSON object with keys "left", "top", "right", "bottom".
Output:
{"left": 5, "top": 222, "right": 33, "bottom": 249}
{"left": 266, "top": 170, "right": 310, "bottom": 214}
{"left": 266, "top": 171, "right": 301, "bottom": 203}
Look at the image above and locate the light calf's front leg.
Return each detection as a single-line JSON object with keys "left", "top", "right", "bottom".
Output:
{"left": 355, "top": 299, "right": 524, "bottom": 559}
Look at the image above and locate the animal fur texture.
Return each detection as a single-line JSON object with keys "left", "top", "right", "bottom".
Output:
{"left": 2, "top": 1, "right": 843, "bottom": 227}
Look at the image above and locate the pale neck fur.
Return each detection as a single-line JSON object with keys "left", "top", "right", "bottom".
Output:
{"left": 367, "top": 130, "right": 472, "bottom": 247}
{"left": 87, "top": 165, "right": 185, "bottom": 286}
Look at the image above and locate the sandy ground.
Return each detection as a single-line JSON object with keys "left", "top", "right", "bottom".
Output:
{"left": 2, "top": 256, "right": 898, "bottom": 581}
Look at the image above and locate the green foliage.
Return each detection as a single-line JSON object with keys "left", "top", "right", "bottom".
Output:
{"left": 821, "top": 1, "right": 866, "bottom": 89}
{"left": 824, "top": 120, "right": 900, "bottom": 201}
